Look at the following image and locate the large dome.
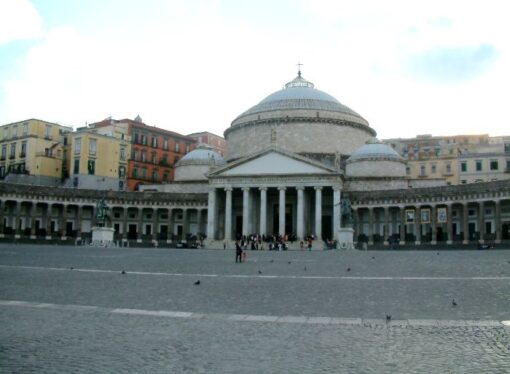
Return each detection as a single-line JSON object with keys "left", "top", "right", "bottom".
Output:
{"left": 234, "top": 74, "right": 368, "bottom": 124}
{"left": 174, "top": 145, "right": 226, "bottom": 182}
{"left": 224, "top": 71, "right": 376, "bottom": 161}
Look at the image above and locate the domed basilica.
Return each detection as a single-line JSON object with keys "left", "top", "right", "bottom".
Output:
{"left": 160, "top": 70, "right": 509, "bottom": 247}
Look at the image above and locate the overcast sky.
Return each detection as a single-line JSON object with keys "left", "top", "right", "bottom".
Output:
{"left": 1, "top": 0, "right": 509, "bottom": 139}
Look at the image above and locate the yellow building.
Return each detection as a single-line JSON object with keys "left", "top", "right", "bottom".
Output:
{"left": 384, "top": 134, "right": 510, "bottom": 186}
{"left": 68, "top": 125, "right": 130, "bottom": 190}
{"left": 0, "top": 119, "right": 72, "bottom": 186}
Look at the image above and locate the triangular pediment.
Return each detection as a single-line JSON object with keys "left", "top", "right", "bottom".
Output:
{"left": 209, "top": 148, "right": 336, "bottom": 177}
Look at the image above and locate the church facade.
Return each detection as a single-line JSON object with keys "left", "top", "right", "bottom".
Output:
{"left": 1, "top": 71, "right": 510, "bottom": 247}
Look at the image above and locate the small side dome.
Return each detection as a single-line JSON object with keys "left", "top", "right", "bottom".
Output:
{"left": 346, "top": 139, "right": 406, "bottom": 178}
{"left": 347, "top": 138, "right": 403, "bottom": 162}
{"left": 174, "top": 145, "right": 226, "bottom": 181}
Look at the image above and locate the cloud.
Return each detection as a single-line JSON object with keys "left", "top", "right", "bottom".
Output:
{"left": 405, "top": 44, "right": 499, "bottom": 83}
{"left": 0, "top": 0, "right": 43, "bottom": 45}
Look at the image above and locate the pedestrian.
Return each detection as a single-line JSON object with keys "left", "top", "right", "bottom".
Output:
{"left": 308, "top": 238, "right": 312, "bottom": 251}
{"left": 235, "top": 241, "right": 242, "bottom": 263}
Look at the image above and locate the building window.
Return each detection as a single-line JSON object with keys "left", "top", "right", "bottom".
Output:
{"left": 23, "top": 122, "right": 28, "bottom": 136}
{"left": 142, "top": 134, "right": 148, "bottom": 145}
{"left": 132, "top": 168, "right": 138, "bottom": 178}
{"left": 507, "top": 159, "right": 510, "bottom": 171}
{"left": 152, "top": 136, "right": 158, "bottom": 148}
{"left": 406, "top": 166, "right": 410, "bottom": 175}
{"left": 120, "top": 146, "right": 126, "bottom": 161}
{"left": 446, "top": 163, "right": 451, "bottom": 174}
{"left": 10, "top": 143, "right": 16, "bottom": 159}
{"left": 152, "top": 151, "right": 157, "bottom": 164}
{"left": 45, "top": 124, "right": 52, "bottom": 139}
{"left": 75, "top": 138, "right": 81, "bottom": 154}
{"left": 185, "top": 144, "right": 190, "bottom": 153}
{"left": 431, "top": 164, "right": 436, "bottom": 174}
{"left": 73, "top": 159, "right": 80, "bottom": 174}
{"left": 3, "top": 128, "right": 8, "bottom": 139}
{"left": 119, "top": 166, "right": 126, "bottom": 178}
{"left": 175, "top": 142, "right": 180, "bottom": 152}
{"left": 12, "top": 125, "right": 17, "bottom": 138}
{"left": 133, "top": 148, "right": 140, "bottom": 161}
{"left": 163, "top": 138, "right": 169, "bottom": 150}
{"left": 141, "top": 150, "right": 147, "bottom": 162}
{"left": 1, "top": 145, "right": 6, "bottom": 160}
{"left": 461, "top": 162, "right": 467, "bottom": 172}
{"left": 163, "top": 171, "right": 169, "bottom": 182}
{"left": 152, "top": 169, "right": 158, "bottom": 181}
{"left": 476, "top": 160, "right": 482, "bottom": 171}
{"left": 134, "top": 132, "right": 139, "bottom": 144}
{"left": 420, "top": 165, "right": 426, "bottom": 176}
{"left": 89, "top": 138, "right": 97, "bottom": 156}
{"left": 87, "top": 160, "right": 95, "bottom": 175}
{"left": 490, "top": 160, "right": 498, "bottom": 170}
{"left": 20, "top": 141, "right": 27, "bottom": 157}
{"left": 141, "top": 167, "right": 147, "bottom": 179}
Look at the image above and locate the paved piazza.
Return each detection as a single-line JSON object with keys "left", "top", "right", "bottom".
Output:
{"left": 1, "top": 244, "right": 509, "bottom": 373}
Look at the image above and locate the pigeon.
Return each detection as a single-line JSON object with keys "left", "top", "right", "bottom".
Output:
{"left": 304, "top": 266, "right": 307, "bottom": 271}
{"left": 346, "top": 267, "right": 351, "bottom": 272}
{"left": 371, "top": 256, "right": 375, "bottom": 260}
{"left": 70, "top": 267, "right": 74, "bottom": 270}
{"left": 386, "top": 315, "right": 392, "bottom": 322}
{"left": 452, "top": 299, "right": 457, "bottom": 307}
{"left": 194, "top": 280, "right": 200, "bottom": 285}
{"left": 121, "top": 270, "right": 126, "bottom": 275}
{"left": 288, "top": 261, "right": 292, "bottom": 264}
{"left": 258, "top": 270, "right": 262, "bottom": 274}
{"left": 437, "top": 252, "right": 440, "bottom": 255}
{"left": 270, "top": 259, "right": 274, "bottom": 263}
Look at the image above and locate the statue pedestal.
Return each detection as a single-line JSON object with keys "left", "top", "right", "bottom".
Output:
{"left": 91, "top": 226, "right": 115, "bottom": 246}
{"left": 338, "top": 228, "right": 355, "bottom": 250}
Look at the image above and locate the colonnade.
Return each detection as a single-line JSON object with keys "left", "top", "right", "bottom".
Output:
{"left": 353, "top": 199, "right": 509, "bottom": 245}
{"left": 207, "top": 185, "right": 341, "bottom": 241}
{"left": 0, "top": 199, "right": 206, "bottom": 242}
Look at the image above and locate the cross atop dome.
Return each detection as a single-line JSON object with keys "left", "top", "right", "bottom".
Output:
{"left": 285, "top": 62, "right": 314, "bottom": 89}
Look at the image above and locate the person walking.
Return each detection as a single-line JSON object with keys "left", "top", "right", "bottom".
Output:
{"left": 235, "top": 241, "right": 243, "bottom": 263}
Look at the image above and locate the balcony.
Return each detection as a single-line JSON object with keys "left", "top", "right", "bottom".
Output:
{"left": 0, "top": 156, "right": 5, "bottom": 161}
{"left": 19, "top": 152, "right": 26, "bottom": 158}
{"left": 9, "top": 155, "right": 15, "bottom": 160}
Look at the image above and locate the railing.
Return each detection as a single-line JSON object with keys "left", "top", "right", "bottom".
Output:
{"left": 19, "top": 152, "right": 26, "bottom": 158}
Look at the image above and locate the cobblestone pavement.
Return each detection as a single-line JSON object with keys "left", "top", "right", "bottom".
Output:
{"left": 1, "top": 244, "right": 509, "bottom": 373}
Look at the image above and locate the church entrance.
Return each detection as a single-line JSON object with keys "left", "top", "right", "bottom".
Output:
{"left": 322, "top": 215, "right": 331, "bottom": 241}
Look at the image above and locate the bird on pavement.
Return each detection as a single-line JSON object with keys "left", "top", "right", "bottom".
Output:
{"left": 121, "top": 270, "right": 126, "bottom": 275}
{"left": 346, "top": 267, "right": 351, "bottom": 272}
{"left": 452, "top": 299, "right": 457, "bottom": 307}
{"left": 258, "top": 270, "right": 262, "bottom": 274}
{"left": 270, "top": 259, "right": 274, "bottom": 263}
{"left": 194, "top": 280, "right": 200, "bottom": 285}
{"left": 304, "top": 266, "right": 307, "bottom": 271}
{"left": 386, "top": 315, "right": 392, "bottom": 322}
{"left": 288, "top": 261, "right": 292, "bottom": 264}
{"left": 70, "top": 267, "right": 74, "bottom": 270}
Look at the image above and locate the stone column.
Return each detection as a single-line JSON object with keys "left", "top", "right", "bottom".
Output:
{"left": 495, "top": 200, "right": 501, "bottom": 244}
{"left": 137, "top": 207, "right": 143, "bottom": 242}
{"left": 30, "top": 203, "right": 37, "bottom": 239}
{"left": 166, "top": 208, "right": 173, "bottom": 242}
{"left": 431, "top": 205, "right": 437, "bottom": 245}
{"left": 278, "top": 187, "right": 286, "bottom": 237}
{"left": 122, "top": 207, "right": 128, "bottom": 241}
{"left": 368, "top": 207, "right": 374, "bottom": 245}
{"left": 242, "top": 187, "right": 250, "bottom": 237}
{"left": 478, "top": 201, "right": 485, "bottom": 243}
{"left": 152, "top": 208, "right": 158, "bottom": 241}
{"left": 14, "top": 202, "right": 21, "bottom": 238}
{"left": 60, "top": 204, "right": 67, "bottom": 239}
{"left": 259, "top": 187, "right": 268, "bottom": 237}
{"left": 314, "top": 187, "right": 322, "bottom": 240}
{"left": 462, "top": 203, "right": 469, "bottom": 244}
{"left": 206, "top": 189, "right": 217, "bottom": 240}
{"left": 333, "top": 187, "right": 341, "bottom": 241}
{"left": 399, "top": 206, "right": 406, "bottom": 245}
{"left": 296, "top": 186, "right": 305, "bottom": 240}
{"left": 415, "top": 206, "right": 421, "bottom": 245}
{"left": 76, "top": 205, "right": 83, "bottom": 240}
{"left": 0, "top": 200, "right": 4, "bottom": 237}
{"left": 352, "top": 207, "right": 359, "bottom": 242}
{"left": 446, "top": 203, "right": 453, "bottom": 245}
{"left": 45, "top": 203, "right": 53, "bottom": 239}
{"left": 182, "top": 209, "right": 188, "bottom": 241}
{"left": 383, "top": 207, "right": 390, "bottom": 245}
{"left": 224, "top": 187, "right": 233, "bottom": 241}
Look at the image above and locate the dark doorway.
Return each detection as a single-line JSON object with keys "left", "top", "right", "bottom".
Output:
{"left": 322, "top": 215, "right": 331, "bottom": 241}
{"left": 502, "top": 223, "right": 510, "bottom": 240}
{"left": 128, "top": 224, "right": 137, "bottom": 240}
{"left": 468, "top": 222, "right": 476, "bottom": 240}
{"left": 436, "top": 227, "right": 444, "bottom": 241}
{"left": 177, "top": 224, "right": 183, "bottom": 239}
{"left": 160, "top": 225, "right": 168, "bottom": 240}
{"left": 273, "top": 204, "right": 293, "bottom": 237}
{"left": 235, "top": 216, "right": 242, "bottom": 239}
{"left": 66, "top": 222, "right": 73, "bottom": 236}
